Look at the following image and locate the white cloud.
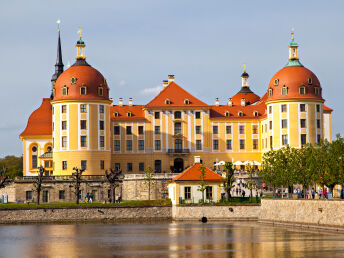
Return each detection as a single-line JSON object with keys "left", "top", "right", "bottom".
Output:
{"left": 140, "top": 86, "right": 162, "bottom": 96}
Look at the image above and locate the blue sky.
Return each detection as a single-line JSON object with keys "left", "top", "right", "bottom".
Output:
{"left": 1, "top": 0, "right": 343, "bottom": 157}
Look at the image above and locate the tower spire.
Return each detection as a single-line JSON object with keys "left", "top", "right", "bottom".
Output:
{"left": 51, "top": 19, "right": 64, "bottom": 99}
{"left": 285, "top": 28, "right": 303, "bottom": 67}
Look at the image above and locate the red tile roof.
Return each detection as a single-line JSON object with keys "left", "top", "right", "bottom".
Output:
{"left": 323, "top": 104, "right": 333, "bottom": 112}
{"left": 210, "top": 102, "right": 266, "bottom": 119}
{"left": 171, "top": 163, "right": 223, "bottom": 182}
{"left": 20, "top": 98, "right": 52, "bottom": 137}
{"left": 111, "top": 105, "right": 146, "bottom": 120}
{"left": 231, "top": 92, "right": 260, "bottom": 106}
{"left": 145, "top": 82, "right": 208, "bottom": 107}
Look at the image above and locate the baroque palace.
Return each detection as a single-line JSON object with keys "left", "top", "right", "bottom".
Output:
{"left": 20, "top": 30, "right": 333, "bottom": 176}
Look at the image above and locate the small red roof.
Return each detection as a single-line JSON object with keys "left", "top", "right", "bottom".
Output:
{"left": 111, "top": 105, "right": 146, "bottom": 120}
{"left": 323, "top": 104, "right": 333, "bottom": 112}
{"left": 145, "top": 82, "right": 208, "bottom": 107}
{"left": 20, "top": 98, "right": 52, "bottom": 137}
{"left": 210, "top": 102, "right": 266, "bottom": 119}
{"left": 171, "top": 163, "right": 223, "bottom": 182}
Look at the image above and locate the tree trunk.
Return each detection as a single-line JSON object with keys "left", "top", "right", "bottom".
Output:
{"left": 36, "top": 190, "right": 40, "bottom": 205}
{"left": 111, "top": 183, "right": 115, "bottom": 203}
{"left": 75, "top": 185, "right": 79, "bottom": 204}
{"left": 148, "top": 182, "right": 151, "bottom": 200}
{"left": 202, "top": 190, "right": 204, "bottom": 203}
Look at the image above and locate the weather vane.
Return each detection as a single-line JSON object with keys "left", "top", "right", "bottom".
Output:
{"left": 56, "top": 19, "right": 61, "bottom": 32}
{"left": 77, "top": 27, "right": 82, "bottom": 39}
{"left": 291, "top": 27, "right": 295, "bottom": 41}
{"left": 242, "top": 63, "right": 246, "bottom": 72}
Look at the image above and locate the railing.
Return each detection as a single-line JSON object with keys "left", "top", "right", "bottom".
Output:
{"left": 167, "top": 148, "right": 190, "bottom": 154}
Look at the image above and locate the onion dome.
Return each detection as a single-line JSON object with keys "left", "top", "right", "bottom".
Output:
{"left": 52, "top": 32, "right": 109, "bottom": 101}
{"left": 267, "top": 30, "right": 322, "bottom": 102}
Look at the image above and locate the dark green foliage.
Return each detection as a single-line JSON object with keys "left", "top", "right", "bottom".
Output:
{"left": 0, "top": 156, "right": 22, "bottom": 179}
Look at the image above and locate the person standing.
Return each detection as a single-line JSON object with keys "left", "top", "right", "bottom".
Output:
{"left": 311, "top": 188, "right": 315, "bottom": 199}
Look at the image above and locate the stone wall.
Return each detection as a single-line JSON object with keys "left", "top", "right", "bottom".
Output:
{"left": 259, "top": 199, "right": 344, "bottom": 228}
{"left": 0, "top": 206, "right": 171, "bottom": 224}
{"left": 172, "top": 204, "right": 260, "bottom": 221}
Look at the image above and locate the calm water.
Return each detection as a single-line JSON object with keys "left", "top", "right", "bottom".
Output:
{"left": 0, "top": 222, "right": 344, "bottom": 257}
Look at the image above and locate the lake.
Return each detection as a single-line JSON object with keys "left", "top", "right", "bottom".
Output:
{"left": 0, "top": 221, "right": 343, "bottom": 257}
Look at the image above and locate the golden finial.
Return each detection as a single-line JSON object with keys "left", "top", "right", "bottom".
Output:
{"left": 77, "top": 27, "right": 82, "bottom": 39}
{"left": 67, "top": 61, "right": 71, "bottom": 68}
{"left": 242, "top": 63, "right": 246, "bottom": 72}
{"left": 56, "top": 19, "right": 61, "bottom": 32}
{"left": 291, "top": 27, "right": 295, "bottom": 41}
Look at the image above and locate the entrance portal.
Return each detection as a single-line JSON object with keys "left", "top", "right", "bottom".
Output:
{"left": 174, "top": 158, "right": 184, "bottom": 173}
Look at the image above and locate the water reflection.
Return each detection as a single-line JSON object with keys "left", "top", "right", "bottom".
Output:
{"left": 0, "top": 222, "right": 344, "bottom": 257}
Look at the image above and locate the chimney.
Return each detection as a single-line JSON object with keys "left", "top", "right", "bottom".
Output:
{"left": 241, "top": 98, "right": 246, "bottom": 107}
{"left": 129, "top": 98, "right": 133, "bottom": 107}
{"left": 194, "top": 156, "right": 201, "bottom": 164}
{"left": 162, "top": 80, "right": 169, "bottom": 88}
{"left": 168, "top": 74, "right": 175, "bottom": 83}
{"left": 215, "top": 98, "right": 219, "bottom": 106}
{"left": 119, "top": 97, "right": 123, "bottom": 106}
{"left": 227, "top": 98, "right": 232, "bottom": 106}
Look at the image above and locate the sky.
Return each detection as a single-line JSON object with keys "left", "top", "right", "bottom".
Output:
{"left": 1, "top": 0, "right": 344, "bottom": 157}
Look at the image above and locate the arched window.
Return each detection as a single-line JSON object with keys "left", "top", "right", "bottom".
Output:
{"left": 127, "top": 112, "right": 132, "bottom": 117}
{"left": 308, "top": 78, "right": 312, "bottom": 85}
{"left": 238, "top": 111, "right": 244, "bottom": 117}
{"left": 299, "top": 86, "right": 306, "bottom": 95}
{"left": 165, "top": 99, "right": 171, "bottom": 104}
{"left": 98, "top": 87, "right": 103, "bottom": 96}
{"left": 174, "top": 111, "right": 181, "bottom": 119}
{"left": 184, "top": 99, "right": 190, "bottom": 105}
{"left": 114, "top": 112, "right": 119, "bottom": 117}
{"left": 268, "top": 88, "right": 273, "bottom": 97}
{"left": 281, "top": 86, "right": 288, "bottom": 96}
{"left": 62, "top": 86, "right": 68, "bottom": 96}
{"left": 274, "top": 79, "right": 279, "bottom": 86}
{"left": 225, "top": 111, "right": 230, "bottom": 117}
{"left": 31, "top": 145, "right": 38, "bottom": 169}
{"left": 47, "top": 146, "right": 52, "bottom": 152}
{"left": 253, "top": 111, "right": 259, "bottom": 117}
{"left": 80, "top": 86, "right": 87, "bottom": 95}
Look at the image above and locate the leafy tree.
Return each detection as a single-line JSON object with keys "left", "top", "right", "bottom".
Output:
{"left": 72, "top": 167, "right": 85, "bottom": 204}
{"left": 221, "top": 162, "right": 235, "bottom": 201}
{"left": 33, "top": 166, "right": 44, "bottom": 205}
{"left": 245, "top": 163, "right": 257, "bottom": 200}
{"left": 0, "top": 167, "right": 8, "bottom": 189}
{"left": 144, "top": 166, "right": 155, "bottom": 200}
{"left": 105, "top": 168, "right": 123, "bottom": 203}
{"left": 0, "top": 156, "right": 22, "bottom": 179}
{"left": 261, "top": 150, "right": 282, "bottom": 196}
{"left": 197, "top": 165, "right": 208, "bottom": 203}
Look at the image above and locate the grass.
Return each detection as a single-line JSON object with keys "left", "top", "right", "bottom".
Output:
{"left": 180, "top": 197, "right": 261, "bottom": 206}
{"left": 0, "top": 199, "right": 172, "bottom": 209}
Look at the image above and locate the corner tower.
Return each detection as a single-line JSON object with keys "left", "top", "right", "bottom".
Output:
{"left": 51, "top": 30, "right": 112, "bottom": 175}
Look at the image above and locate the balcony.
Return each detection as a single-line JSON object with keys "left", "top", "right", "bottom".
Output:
{"left": 168, "top": 148, "right": 190, "bottom": 154}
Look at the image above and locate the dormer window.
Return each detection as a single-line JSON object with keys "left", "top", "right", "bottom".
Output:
{"left": 165, "top": 99, "right": 171, "bottom": 104}
{"left": 98, "top": 87, "right": 103, "bottom": 96}
{"left": 253, "top": 111, "right": 259, "bottom": 117}
{"left": 268, "top": 88, "right": 273, "bottom": 97}
{"left": 225, "top": 111, "right": 230, "bottom": 117}
{"left": 80, "top": 86, "right": 87, "bottom": 95}
{"left": 127, "top": 112, "right": 132, "bottom": 117}
{"left": 238, "top": 111, "right": 244, "bottom": 117}
{"left": 315, "top": 87, "right": 320, "bottom": 96}
{"left": 308, "top": 78, "right": 312, "bottom": 85}
{"left": 274, "top": 79, "right": 279, "bottom": 86}
{"left": 62, "top": 86, "right": 68, "bottom": 96}
{"left": 114, "top": 112, "right": 119, "bottom": 117}
{"left": 281, "top": 86, "right": 288, "bottom": 96}
{"left": 299, "top": 86, "right": 306, "bottom": 95}
{"left": 184, "top": 99, "right": 190, "bottom": 105}
{"left": 71, "top": 77, "right": 78, "bottom": 85}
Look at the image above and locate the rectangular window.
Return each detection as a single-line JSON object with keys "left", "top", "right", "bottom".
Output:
{"left": 100, "top": 160, "right": 104, "bottom": 170}
{"left": 252, "top": 125, "right": 258, "bottom": 134}
{"left": 265, "top": 124, "right": 267, "bottom": 133}
{"left": 300, "top": 104, "right": 306, "bottom": 112}
{"left": 126, "top": 126, "right": 132, "bottom": 135}
{"left": 253, "top": 139, "right": 258, "bottom": 150}
{"left": 301, "top": 134, "right": 307, "bottom": 145}
{"left": 299, "top": 87, "right": 305, "bottom": 95}
{"left": 196, "top": 140, "right": 202, "bottom": 150}
{"left": 99, "top": 105, "right": 104, "bottom": 113}
{"left": 114, "top": 126, "right": 120, "bottom": 135}
{"left": 226, "top": 125, "right": 232, "bottom": 134}
{"left": 139, "top": 162, "right": 145, "bottom": 172}
{"left": 114, "top": 140, "right": 120, "bottom": 151}
{"left": 127, "top": 163, "right": 132, "bottom": 172}
{"left": 81, "top": 136, "right": 87, "bottom": 147}
{"left": 300, "top": 119, "right": 306, "bottom": 128}
{"left": 126, "top": 140, "right": 132, "bottom": 151}
{"left": 269, "top": 121, "right": 272, "bottom": 130}
{"left": 32, "top": 155, "right": 37, "bottom": 169}
{"left": 315, "top": 87, "right": 319, "bottom": 96}
{"left": 154, "top": 112, "right": 160, "bottom": 119}
{"left": 281, "top": 119, "right": 288, "bottom": 129}
{"left": 62, "top": 105, "right": 67, "bottom": 113}
{"left": 184, "top": 186, "right": 191, "bottom": 200}
{"left": 281, "top": 104, "right": 287, "bottom": 112}
{"left": 62, "top": 136, "right": 67, "bottom": 148}
{"left": 195, "top": 112, "right": 201, "bottom": 119}
{"left": 80, "top": 104, "right": 87, "bottom": 113}
{"left": 269, "top": 106, "right": 272, "bottom": 114}
{"left": 138, "top": 126, "right": 144, "bottom": 135}
{"left": 100, "top": 136, "right": 105, "bottom": 147}
{"left": 80, "top": 120, "right": 87, "bottom": 130}
{"left": 155, "top": 140, "right": 161, "bottom": 150}
{"left": 43, "top": 190, "right": 49, "bottom": 203}
{"left": 317, "top": 135, "right": 321, "bottom": 144}
{"left": 239, "top": 125, "right": 245, "bottom": 134}
{"left": 226, "top": 139, "right": 232, "bottom": 150}
{"left": 317, "top": 119, "right": 321, "bottom": 129}
{"left": 81, "top": 160, "right": 87, "bottom": 170}
{"left": 154, "top": 160, "right": 161, "bottom": 172}
{"left": 196, "top": 126, "right": 201, "bottom": 134}
{"left": 270, "top": 136, "right": 273, "bottom": 149}
{"left": 138, "top": 140, "right": 144, "bottom": 150}
{"left": 115, "top": 163, "right": 120, "bottom": 170}
{"left": 99, "top": 120, "right": 104, "bottom": 130}
{"left": 316, "top": 104, "right": 320, "bottom": 112}
{"left": 155, "top": 126, "right": 160, "bottom": 134}
{"left": 213, "top": 139, "right": 219, "bottom": 150}
{"left": 213, "top": 125, "right": 218, "bottom": 134}
{"left": 62, "top": 161, "right": 67, "bottom": 170}
{"left": 282, "top": 134, "right": 288, "bottom": 145}
{"left": 240, "top": 139, "right": 245, "bottom": 150}
{"left": 62, "top": 120, "right": 67, "bottom": 130}
{"left": 26, "top": 191, "right": 32, "bottom": 201}
{"left": 206, "top": 186, "right": 213, "bottom": 200}
{"left": 59, "top": 190, "right": 65, "bottom": 200}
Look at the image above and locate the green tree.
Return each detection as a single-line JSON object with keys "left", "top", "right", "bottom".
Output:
{"left": 0, "top": 156, "right": 22, "bottom": 179}
{"left": 197, "top": 165, "right": 208, "bottom": 203}
{"left": 245, "top": 163, "right": 257, "bottom": 201}
{"left": 221, "top": 162, "right": 235, "bottom": 201}
{"left": 105, "top": 168, "right": 124, "bottom": 203}
{"left": 261, "top": 150, "right": 282, "bottom": 197}
{"left": 144, "top": 166, "right": 155, "bottom": 200}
